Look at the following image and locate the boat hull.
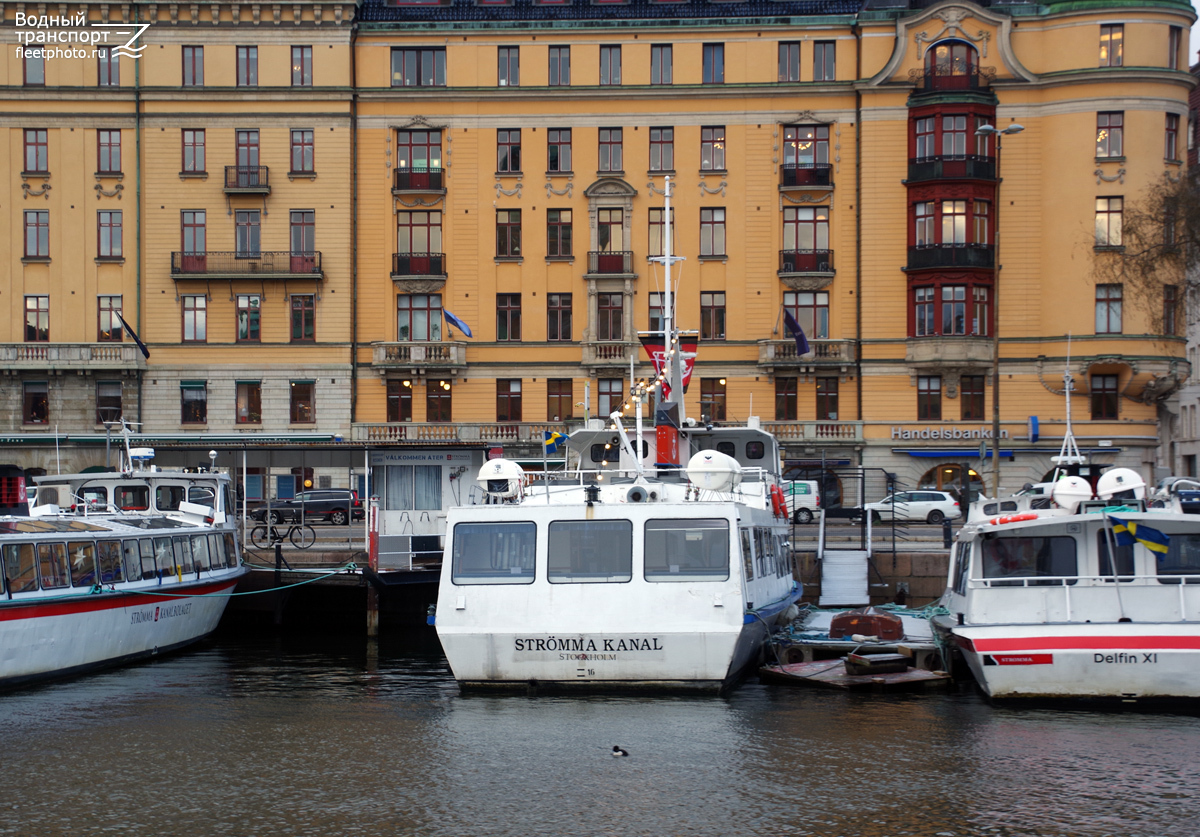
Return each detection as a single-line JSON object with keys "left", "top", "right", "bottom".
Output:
{"left": 0, "top": 574, "right": 244, "bottom": 689}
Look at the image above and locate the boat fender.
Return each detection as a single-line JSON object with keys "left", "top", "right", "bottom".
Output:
{"left": 769, "top": 485, "right": 787, "bottom": 518}
{"left": 627, "top": 486, "right": 649, "bottom": 503}
{"left": 988, "top": 513, "right": 1039, "bottom": 526}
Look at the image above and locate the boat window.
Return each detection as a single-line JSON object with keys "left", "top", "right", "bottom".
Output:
{"left": 38, "top": 542, "right": 70, "bottom": 589}
{"left": 191, "top": 534, "right": 210, "bottom": 571}
{"left": 777, "top": 535, "right": 791, "bottom": 577}
{"left": 451, "top": 521, "right": 536, "bottom": 585}
{"left": 740, "top": 528, "right": 754, "bottom": 581}
{"left": 155, "top": 537, "right": 176, "bottom": 578}
{"left": 548, "top": 520, "right": 632, "bottom": 583}
{"left": 223, "top": 532, "right": 239, "bottom": 568}
{"left": 980, "top": 535, "right": 1077, "bottom": 585}
{"left": 3, "top": 543, "right": 39, "bottom": 592}
{"left": 157, "top": 485, "right": 185, "bottom": 511}
{"left": 590, "top": 444, "right": 608, "bottom": 464}
{"left": 122, "top": 540, "right": 140, "bottom": 580}
{"left": 745, "top": 441, "right": 765, "bottom": 460}
{"left": 173, "top": 536, "right": 194, "bottom": 575}
{"left": 1155, "top": 533, "right": 1200, "bottom": 584}
{"left": 68, "top": 541, "right": 97, "bottom": 587}
{"left": 208, "top": 534, "right": 224, "bottom": 569}
{"left": 754, "top": 528, "right": 773, "bottom": 578}
{"left": 645, "top": 518, "right": 729, "bottom": 581}
{"left": 716, "top": 442, "right": 735, "bottom": 457}
{"left": 1096, "top": 530, "right": 1135, "bottom": 581}
{"left": 117, "top": 485, "right": 149, "bottom": 511}
{"left": 98, "top": 540, "right": 123, "bottom": 584}
{"left": 188, "top": 486, "right": 216, "bottom": 507}
{"left": 79, "top": 486, "right": 108, "bottom": 511}
{"left": 952, "top": 542, "right": 970, "bottom": 595}
{"left": 137, "top": 539, "right": 157, "bottom": 580}
{"left": 223, "top": 484, "right": 234, "bottom": 515}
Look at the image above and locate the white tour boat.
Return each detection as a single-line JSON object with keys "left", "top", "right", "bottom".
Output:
{"left": 0, "top": 512, "right": 246, "bottom": 689}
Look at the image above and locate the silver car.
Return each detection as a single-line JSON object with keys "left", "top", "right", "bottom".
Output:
{"left": 864, "top": 490, "right": 961, "bottom": 524}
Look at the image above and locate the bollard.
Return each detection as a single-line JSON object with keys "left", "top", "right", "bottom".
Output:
{"left": 942, "top": 518, "right": 952, "bottom": 549}
{"left": 366, "top": 496, "right": 380, "bottom": 637}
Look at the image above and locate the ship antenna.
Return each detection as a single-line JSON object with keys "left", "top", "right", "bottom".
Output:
{"left": 1050, "top": 334, "right": 1085, "bottom": 479}
{"left": 648, "top": 176, "right": 687, "bottom": 421}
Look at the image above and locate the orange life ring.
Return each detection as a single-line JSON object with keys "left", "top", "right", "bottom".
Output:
{"left": 988, "top": 513, "right": 1039, "bottom": 526}
{"left": 770, "top": 485, "right": 787, "bottom": 518}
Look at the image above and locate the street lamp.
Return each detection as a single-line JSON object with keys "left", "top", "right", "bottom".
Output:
{"left": 974, "top": 122, "right": 1023, "bottom": 498}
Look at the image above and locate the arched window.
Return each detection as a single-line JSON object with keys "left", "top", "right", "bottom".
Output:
{"left": 924, "top": 41, "right": 979, "bottom": 90}
{"left": 918, "top": 463, "right": 986, "bottom": 498}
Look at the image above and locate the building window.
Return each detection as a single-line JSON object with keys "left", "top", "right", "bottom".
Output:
{"left": 783, "top": 125, "right": 829, "bottom": 168}
{"left": 941, "top": 286, "right": 967, "bottom": 335}
{"left": 1100, "top": 24, "right": 1123, "bottom": 67}
{"left": 387, "top": 380, "right": 413, "bottom": 422}
{"left": 182, "top": 129, "right": 206, "bottom": 173}
{"left": 1096, "top": 112, "right": 1123, "bottom": 158}
{"left": 598, "top": 293, "right": 623, "bottom": 341}
{"left": 779, "top": 42, "right": 800, "bottom": 82}
{"left": 547, "top": 379, "right": 572, "bottom": 421}
{"left": 225, "top": 381, "right": 259, "bottom": 427}
{"left": 651, "top": 45, "right": 672, "bottom": 85}
{"left": 1095, "top": 284, "right": 1122, "bottom": 334}
{"left": 182, "top": 296, "right": 207, "bottom": 342}
{"left": 236, "top": 129, "right": 260, "bottom": 173}
{"left": 237, "top": 294, "right": 261, "bottom": 342}
{"left": 941, "top": 115, "right": 967, "bottom": 156}
{"left": 942, "top": 199, "right": 967, "bottom": 244}
{"left": 649, "top": 127, "right": 674, "bottom": 172}
{"left": 497, "top": 294, "right": 522, "bottom": 341}
{"left": 648, "top": 292, "right": 664, "bottom": 334}
{"left": 548, "top": 46, "right": 570, "bottom": 86}
{"left": 497, "top": 380, "right": 522, "bottom": 422}
{"left": 498, "top": 46, "right": 519, "bottom": 86}
{"left": 182, "top": 46, "right": 204, "bottom": 86}
{"left": 396, "top": 130, "right": 441, "bottom": 173}
{"left": 24, "top": 383, "right": 49, "bottom": 425}
{"left": 917, "top": 376, "right": 942, "bottom": 420}
{"left": 547, "top": 209, "right": 572, "bottom": 258}
{"left": 391, "top": 48, "right": 446, "bottom": 87}
{"left": 784, "top": 206, "right": 830, "bottom": 254}
{"left": 702, "top": 44, "right": 724, "bottom": 84}
{"left": 915, "top": 201, "right": 935, "bottom": 246}
{"left": 232, "top": 210, "right": 262, "bottom": 260}
{"left": 24, "top": 50, "right": 45, "bottom": 86}
{"left": 784, "top": 291, "right": 829, "bottom": 339}
{"left": 1169, "top": 26, "right": 1182, "bottom": 70}
{"left": 497, "top": 129, "right": 521, "bottom": 173}
{"left": 427, "top": 380, "right": 452, "bottom": 422}
{"left": 96, "top": 381, "right": 122, "bottom": 425}
{"left": 25, "top": 296, "right": 49, "bottom": 342}
{"left": 1164, "top": 285, "right": 1179, "bottom": 335}
{"left": 290, "top": 129, "right": 314, "bottom": 173}
{"left": 915, "top": 117, "right": 935, "bottom": 160}
{"left": 598, "top": 379, "right": 622, "bottom": 417}
{"left": 600, "top": 45, "right": 621, "bottom": 85}
{"left": 97, "top": 130, "right": 121, "bottom": 174}
{"left": 98, "top": 296, "right": 123, "bottom": 342}
{"left": 291, "top": 295, "right": 315, "bottom": 342}
{"left": 973, "top": 200, "right": 990, "bottom": 245}
{"left": 181, "top": 210, "right": 206, "bottom": 268}
{"left": 775, "top": 377, "right": 797, "bottom": 421}
{"left": 397, "top": 294, "right": 442, "bottom": 342}
{"left": 701, "top": 126, "right": 725, "bottom": 171}
{"left": 1091, "top": 374, "right": 1118, "bottom": 420}
{"left": 548, "top": 128, "right": 572, "bottom": 172}
{"left": 290, "top": 381, "right": 315, "bottom": 424}
{"left": 961, "top": 375, "right": 985, "bottom": 421}
{"left": 914, "top": 287, "right": 935, "bottom": 337}
{"left": 397, "top": 211, "right": 442, "bottom": 260}
{"left": 24, "top": 129, "right": 48, "bottom": 174}
{"left": 700, "top": 209, "right": 726, "bottom": 257}
{"left": 973, "top": 287, "right": 990, "bottom": 336}
{"left": 700, "top": 292, "right": 725, "bottom": 340}
{"left": 598, "top": 128, "right": 623, "bottom": 172}
{"left": 98, "top": 48, "right": 119, "bottom": 87}
{"left": 547, "top": 293, "right": 572, "bottom": 340}
{"left": 98, "top": 211, "right": 122, "bottom": 258}
{"left": 816, "top": 377, "right": 838, "bottom": 421}
{"left": 24, "top": 210, "right": 49, "bottom": 258}
{"left": 290, "top": 211, "right": 316, "bottom": 270}
{"left": 236, "top": 46, "right": 258, "bottom": 86}
{"left": 1166, "top": 113, "right": 1180, "bottom": 161}
{"left": 181, "top": 382, "right": 207, "bottom": 424}
{"left": 496, "top": 210, "right": 522, "bottom": 258}
{"left": 292, "top": 46, "right": 312, "bottom": 86}
{"left": 648, "top": 208, "right": 673, "bottom": 257}
{"left": 1095, "top": 197, "right": 1123, "bottom": 248}
{"left": 701, "top": 379, "right": 726, "bottom": 422}
{"left": 813, "top": 40, "right": 835, "bottom": 81}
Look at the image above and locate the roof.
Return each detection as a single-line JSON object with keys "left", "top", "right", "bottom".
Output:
{"left": 358, "top": 0, "right": 864, "bottom": 26}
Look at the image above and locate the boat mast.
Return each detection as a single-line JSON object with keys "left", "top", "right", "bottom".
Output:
{"left": 1050, "top": 339, "right": 1085, "bottom": 479}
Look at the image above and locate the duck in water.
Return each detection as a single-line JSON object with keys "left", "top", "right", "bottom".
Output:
{"left": 612, "top": 746, "right": 629, "bottom": 757}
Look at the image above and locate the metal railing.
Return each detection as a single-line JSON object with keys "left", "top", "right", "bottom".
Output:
{"left": 353, "top": 421, "right": 568, "bottom": 443}
{"left": 393, "top": 167, "right": 445, "bottom": 191}
{"left": 171, "top": 251, "right": 322, "bottom": 276}
{"left": 370, "top": 341, "right": 467, "bottom": 368}
{"left": 392, "top": 252, "right": 446, "bottom": 277}
{"left": 779, "top": 249, "right": 834, "bottom": 273}
{"left": 224, "top": 165, "right": 270, "bottom": 190}
{"left": 780, "top": 162, "right": 833, "bottom": 187}
{"left": 587, "top": 250, "right": 634, "bottom": 275}
{"left": 907, "top": 244, "right": 994, "bottom": 270}
{"left": 907, "top": 155, "right": 996, "bottom": 182}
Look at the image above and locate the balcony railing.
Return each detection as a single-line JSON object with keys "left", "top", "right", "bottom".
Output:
{"left": 0, "top": 343, "right": 144, "bottom": 371}
{"left": 224, "top": 166, "right": 270, "bottom": 192}
{"left": 582, "top": 341, "right": 639, "bottom": 367}
{"left": 909, "top": 65, "right": 996, "bottom": 92}
{"left": 370, "top": 341, "right": 467, "bottom": 370}
{"left": 907, "top": 155, "right": 996, "bottom": 182}
{"left": 762, "top": 420, "right": 864, "bottom": 443}
{"left": 353, "top": 421, "right": 567, "bottom": 444}
{"left": 758, "top": 338, "right": 855, "bottom": 368}
{"left": 392, "top": 253, "right": 446, "bottom": 277}
{"left": 586, "top": 251, "right": 634, "bottom": 275}
{"left": 779, "top": 249, "right": 834, "bottom": 274}
{"left": 907, "top": 244, "right": 994, "bottom": 270}
{"left": 393, "top": 167, "right": 445, "bottom": 192}
{"left": 172, "top": 251, "right": 323, "bottom": 278}
{"left": 780, "top": 163, "right": 833, "bottom": 188}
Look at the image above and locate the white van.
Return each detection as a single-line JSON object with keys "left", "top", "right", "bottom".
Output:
{"left": 784, "top": 480, "right": 820, "bottom": 524}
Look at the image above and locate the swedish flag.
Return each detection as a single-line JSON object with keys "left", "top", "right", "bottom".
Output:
{"left": 543, "top": 431, "right": 566, "bottom": 454}
{"left": 1109, "top": 516, "right": 1171, "bottom": 556}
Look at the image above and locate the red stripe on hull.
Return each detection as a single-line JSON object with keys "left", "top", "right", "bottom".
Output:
{"left": 973, "top": 635, "right": 1200, "bottom": 652}
{"left": 0, "top": 578, "right": 242, "bottom": 622}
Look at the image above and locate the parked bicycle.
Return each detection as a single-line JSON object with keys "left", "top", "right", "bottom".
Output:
{"left": 250, "top": 521, "right": 316, "bottom": 550}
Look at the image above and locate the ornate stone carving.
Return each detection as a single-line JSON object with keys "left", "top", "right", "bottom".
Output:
{"left": 94, "top": 182, "right": 124, "bottom": 199}
{"left": 1095, "top": 167, "right": 1125, "bottom": 184}
{"left": 22, "top": 181, "right": 51, "bottom": 200}
{"left": 394, "top": 196, "right": 444, "bottom": 208}
{"left": 698, "top": 180, "right": 726, "bottom": 197}
{"left": 545, "top": 181, "right": 573, "bottom": 198}
{"left": 914, "top": 9, "right": 990, "bottom": 58}
{"left": 495, "top": 182, "right": 522, "bottom": 198}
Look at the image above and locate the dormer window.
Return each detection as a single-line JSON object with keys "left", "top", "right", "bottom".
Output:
{"left": 924, "top": 41, "right": 979, "bottom": 91}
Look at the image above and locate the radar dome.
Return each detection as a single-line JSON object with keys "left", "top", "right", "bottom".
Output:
{"left": 685, "top": 450, "right": 743, "bottom": 493}
{"left": 1051, "top": 476, "right": 1093, "bottom": 513}
{"left": 1095, "top": 468, "right": 1146, "bottom": 502}
{"left": 477, "top": 458, "right": 525, "bottom": 498}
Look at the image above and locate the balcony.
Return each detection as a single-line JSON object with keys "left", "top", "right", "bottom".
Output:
{"left": 906, "top": 336, "right": 993, "bottom": 366}
{"left": 224, "top": 166, "right": 270, "bottom": 194}
{"left": 0, "top": 343, "right": 144, "bottom": 372}
{"left": 392, "top": 167, "right": 445, "bottom": 194}
{"left": 907, "top": 244, "right": 994, "bottom": 271}
{"left": 582, "top": 341, "right": 639, "bottom": 369}
{"left": 762, "top": 420, "right": 864, "bottom": 444}
{"left": 907, "top": 155, "right": 996, "bottom": 182}
{"left": 172, "top": 251, "right": 323, "bottom": 280}
{"left": 779, "top": 163, "right": 833, "bottom": 189}
{"left": 758, "top": 338, "right": 855, "bottom": 372}
{"left": 371, "top": 341, "right": 468, "bottom": 372}
{"left": 352, "top": 421, "right": 567, "bottom": 444}
{"left": 391, "top": 253, "right": 447, "bottom": 292}
{"left": 908, "top": 66, "right": 996, "bottom": 93}
{"left": 586, "top": 251, "right": 635, "bottom": 276}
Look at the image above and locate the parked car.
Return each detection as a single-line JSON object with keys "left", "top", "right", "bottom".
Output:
{"left": 863, "top": 490, "right": 961, "bottom": 524}
{"left": 1177, "top": 490, "right": 1200, "bottom": 515}
{"left": 252, "top": 489, "right": 364, "bottom": 525}
{"left": 784, "top": 480, "right": 820, "bottom": 524}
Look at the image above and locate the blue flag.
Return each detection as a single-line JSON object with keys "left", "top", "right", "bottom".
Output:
{"left": 783, "top": 309, "right": 810, "bottom": 356}
{"left": 115, "top": 311, "right": 150, "bottom": 359}
{"left": 442, "top": 308, "right": 473, "bottom": 338}
{"left": 543, "top": 431, "right": 566, "bottom": 454}
{"left": 1108, "top": 515, "right": 1171, "bottom": 556}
